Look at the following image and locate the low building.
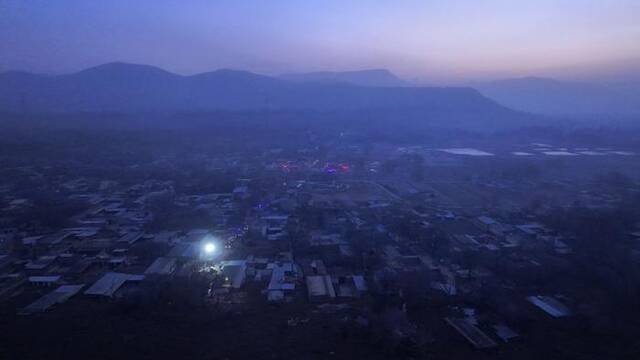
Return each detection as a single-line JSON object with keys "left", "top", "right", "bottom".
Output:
{"left": 28, "top": 275, "right": 61, "bottom": 287}
{"left": 267, "top": 262, "right": 297, "bottom": 302}
{"left": 306, "top": 275, "right": 336, "bottom": 302}
{"left": 219, "top": 260, "right": 247, "bottom": 288}
{"left": 84, "top": 272, "right": 144, "bottom": 297}
{"left": 25, "top": 256, "right": 57, "bottom": 271}
{"left": 336, "top": 275, "right": 367, "bottom": 298}
{"left": 167, "top": 242, "right": 200, "bottom": 259}
{"left": 445, "top": 317, "right": 497, "bottom": 349}
{"left": 144, "top": 257, "right": 177, "bottom": 275}
{"left": 527, "top": 295, "right": 571, "bottom": 318}
{"left": 492, "top": 324, "right": 519, "bottom": 343}
{"left": 20, "top": 284, "right": 84, "bottom": 315}
{"left": 117, "top": 231, "right": 144, "bottom": 245}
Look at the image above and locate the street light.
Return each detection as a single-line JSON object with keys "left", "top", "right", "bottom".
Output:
{"left": 203, "top": 242, "right": 216, "bottom": 254}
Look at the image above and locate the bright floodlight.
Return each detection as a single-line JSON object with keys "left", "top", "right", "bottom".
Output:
{"left": 204, "top": 242, "right": 216, "bottom": 254}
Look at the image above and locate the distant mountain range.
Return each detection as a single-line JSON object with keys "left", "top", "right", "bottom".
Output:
{"left": 279, "top": 69, "right": 409, "bottom": 87}
{"left": 2, "top": 63, "right": 638, "bottom": 121}
{"left": 473, "top": 77, "right": 640, "bottom": 116}
{"left": 0, "top": 62, "right": 531, "bottom": 130}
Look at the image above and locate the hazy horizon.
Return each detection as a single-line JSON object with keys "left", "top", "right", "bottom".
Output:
{"left": 1, "top": 0, "right": 639, "bottom": 84}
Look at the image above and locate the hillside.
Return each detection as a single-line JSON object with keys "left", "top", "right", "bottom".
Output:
{"left": 474, "top": 77, "right": 640, "bottom": 116}
{"left": 0, "top": 62, "right": 534, "bottom": 130}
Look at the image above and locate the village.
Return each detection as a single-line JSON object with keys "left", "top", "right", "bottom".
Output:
{"left": 1, "top": 131, "right": 639, "bottom": 359}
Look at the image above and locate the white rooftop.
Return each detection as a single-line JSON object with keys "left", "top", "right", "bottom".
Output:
{"left": 84, "top": 272, "right": 144, "bottom": 297}
{"left": 527, "top": 295, "right": 570, "bottom": 318}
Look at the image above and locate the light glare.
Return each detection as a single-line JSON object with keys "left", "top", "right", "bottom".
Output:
{"left": 204, "top": 242, "right": 216, "bottom": 254}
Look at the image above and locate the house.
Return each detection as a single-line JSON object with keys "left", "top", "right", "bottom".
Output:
{"left": 306, "top": 275, "right": 336, "bottom": 302}
{"left": 262, "top": 215, "right": 289, "bottom": 241}
{"left": 267, "top": 262, "right": 297, "bottom": 302}
{"left": 117, "top": 231, "right": 144, "bottom": 245}
{"left": 492, "top": 324, "right": 519, "bottom": 342}
{"left": 309, "top": 232, "right": 346, "bottom": 246}
{"left": 527, "top": 295, "right": 571, "bottom": 318}
{"left": 336, "top": 275, "right": 367, "bottom": 298}
{"left": 219, "top": 260, "right": 247, "bottom": 288}
{"left": 20, "top": 284, "right": 84, "bottom": 315}
{"left": 40, "top": 231, "right": 72, "bottom": 246}
{"left": 352, "top": 275, "right": 368, "bottom": 293}
{"left": 445, "top": 317, "right": 497, "bottom": 349}
{"left": 151, "top": 231, "right": 179, "bottom": 244}
{"left": 268, "top": 262, "right": 296, "bottom": 291}
{"left": 185, "top": 229, "right": 211, "bottom": 243}
{"left": 22, "top": 235, "right": 43, "bottom": 246}
{"left": 167, "top": 242, "right": 200, "bottom": 259}
{"left": 144, "top": 257, "right": 177, "bottom": 275}
{"left": 108, "top": 256, "right": 128, "bottom": 268}
{"left": 475, "top": 216, "right": 506, "bottom": 236}
{"left": 28, "top": 275, "right": 62, "bottom": 287}
{"left": 67, "top": 258, "right": 93, "bottom": 276}
{"left": 84, "top": 272, "right": 145, "bottom": 297}
{"left": 25, "top": 256, "right": 57, "bottom": 271}
{"left": 65, "top": 227, "right": 101, "bottom": 239}
{"left": 476, "top": 216, "right": 498, "bottom": 229}
{"left": 430, "top": 267, "right": 457, "bottom": 296}
{"left": 516, "top": 223, "right": 548, "bottom": 240}
{"left": 233, "top": 185, "right": 250, "bottom": 200}
{"left": 302, "top": 259, "right": 327, "bottom": 276}
{"left": 73, "top": 238, "right": 113, "bottom": 254}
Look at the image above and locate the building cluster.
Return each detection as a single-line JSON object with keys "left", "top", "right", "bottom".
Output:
{"left": 1, "top": 140, "right": 639, "bottom": 354}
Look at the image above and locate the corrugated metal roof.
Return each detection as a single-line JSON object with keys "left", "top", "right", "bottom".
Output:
{"left": 28, "top": 275, "right": 61, "bottom": 283}
{"left": 20, "top": 284, "right": 84, "bottom": 315}
{"left": 144, "top": 257, "right": 177, "bottom": 275}
{"left": 446, "top": 317, "right": 497, "bottom": 349}
{"left": 84, "top": 272, "right": 144, "bottom": 297}
{"left": 527, "top": 295, "right": 570, "bottom": 317}
{"left": 306, "top": 275, "right": 335, "bottom": 298}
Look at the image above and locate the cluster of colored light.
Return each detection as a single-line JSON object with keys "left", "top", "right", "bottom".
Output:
{"left": 325, "top": 162, "right": 350, "bottom": 174}
{"left": 280, "top": 161, "right": 301, "bottom": 173}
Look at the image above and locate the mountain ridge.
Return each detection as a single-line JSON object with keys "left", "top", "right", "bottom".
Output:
{"left": 279, "top": 69, "right": 410, "bottom": 87}
{"left": 0, "top": 62, "right": 534, "bottom": 130}
{"left": 473, "top": 76, "right": 640, "bottom": 116}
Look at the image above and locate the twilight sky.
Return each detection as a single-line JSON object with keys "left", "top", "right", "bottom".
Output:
{"left": 1, "top": 0, "right": 639, "bottom": 83}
